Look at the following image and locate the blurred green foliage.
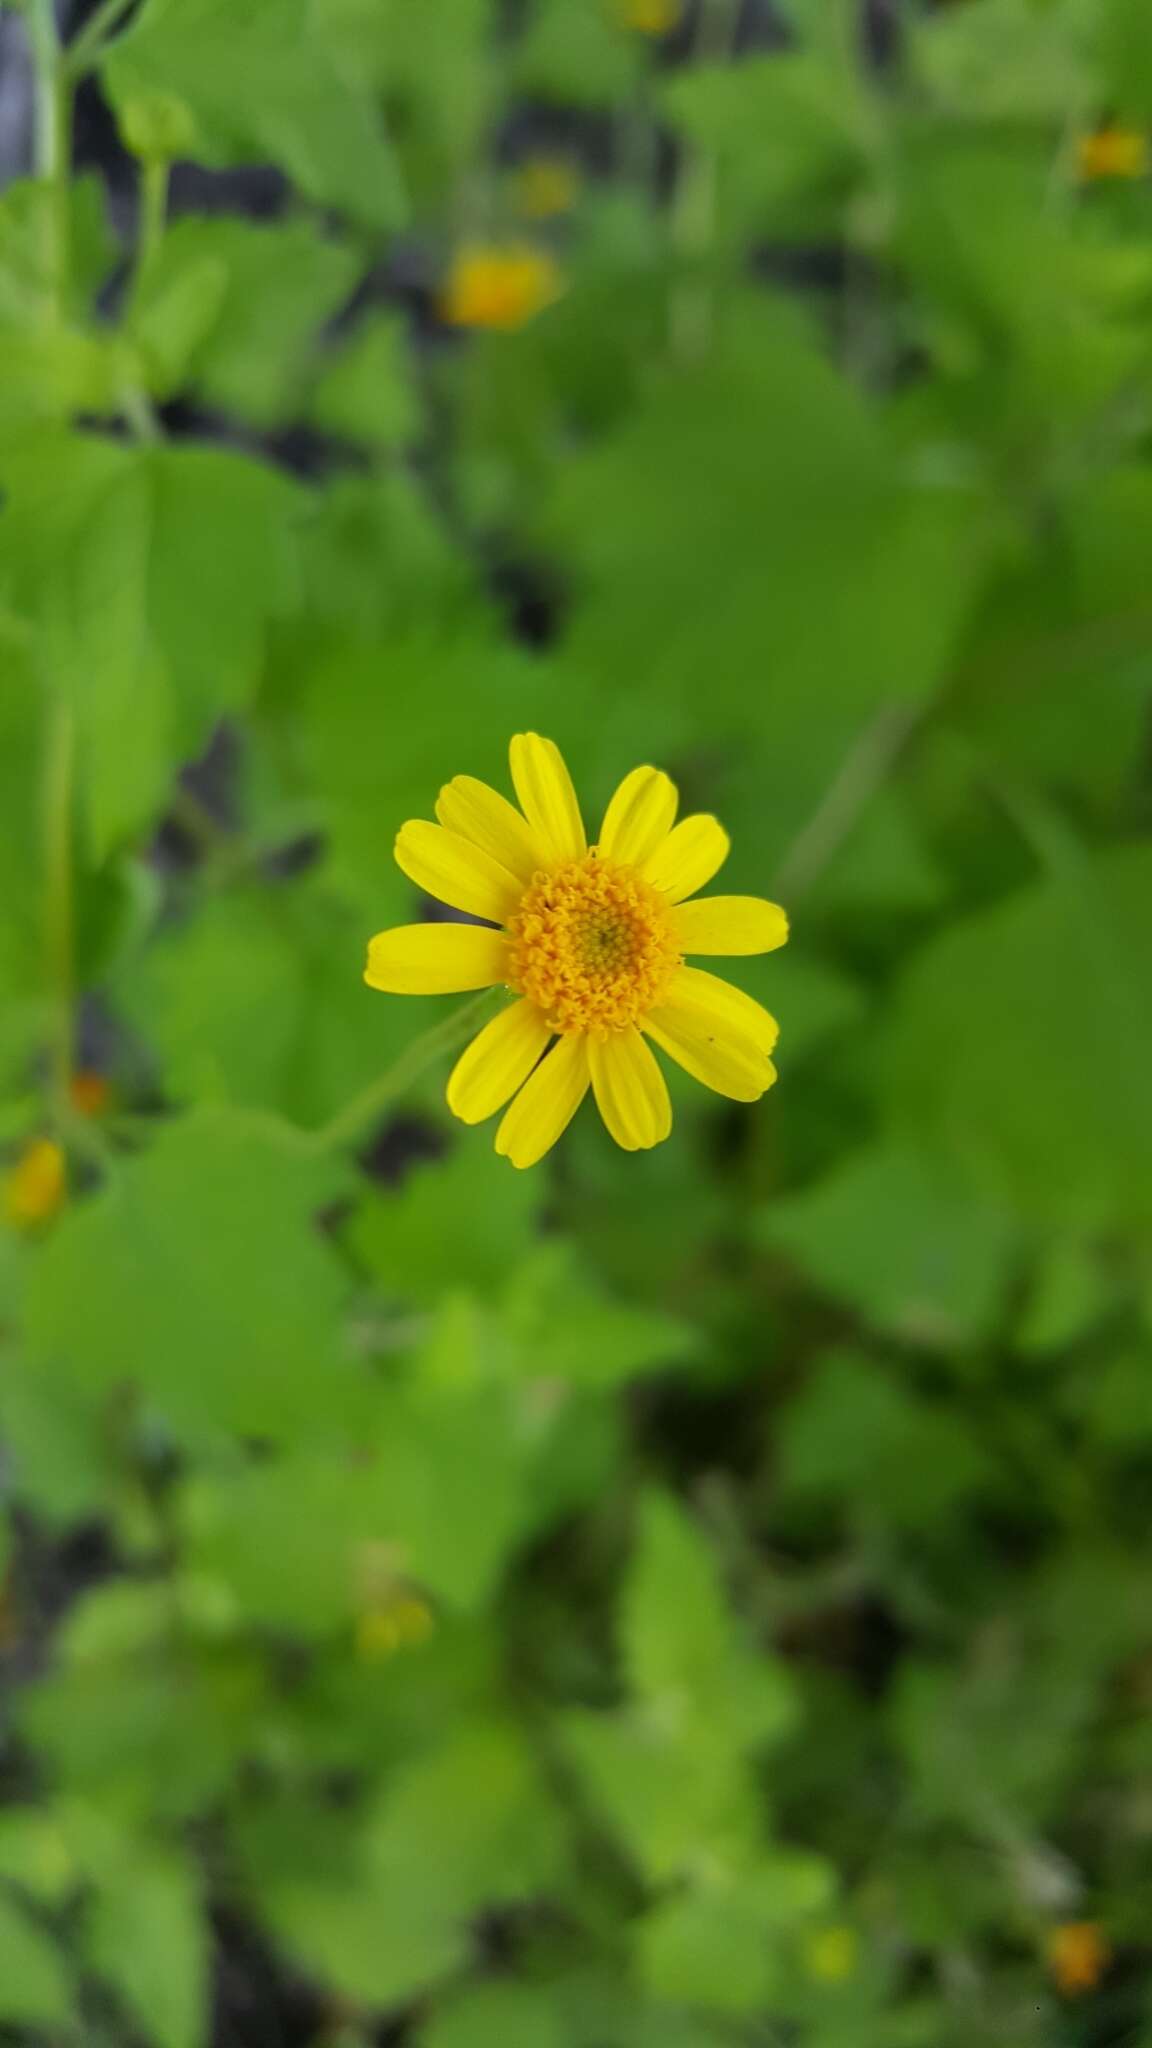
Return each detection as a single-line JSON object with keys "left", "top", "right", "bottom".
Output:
{"left": 2, "top": 0, "right": 1152, "bottom": 2043}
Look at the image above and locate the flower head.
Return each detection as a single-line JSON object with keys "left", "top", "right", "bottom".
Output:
{"left": 1077, "top": 126, "right": 1149, "bottom": 180}
{"left": 440, "top": 244, "right": 563, "bottom": 331}
{"left": 619, "top": 0, "right": 682, "bottom": 32}
{"left": 356, "top": 1593, "right": 435, "bottom": 1662}
{"left": 69, "top": 1070, "right": 110, "bottom": 1118}
{"left": 804, "top": 1925, "right": 858, "bottom": 1983}
{"left": 3, "top": 1138, "right": 67, "bottom": 1231}
{"left": 513, "top": 156, "right": 582, "bottom": 220}
{"left": 1047, "top": 1921, "right": 1110, "bottom": 1997}
{"left": 365, "top": 735, "right": 787, "bottom": 1168}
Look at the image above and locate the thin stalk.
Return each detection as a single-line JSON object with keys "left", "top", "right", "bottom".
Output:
{"left": 125, "top": 155, "right": 169, "bottom": 324}
{"left": 43, "top": 699, "right": 77, "bottom": 1110}
{"left": 27, "top": 0, "right": 72, "bottom": 319}
{"left": 306, "top": 989, "right": 507, "bottom": 1154}
{"left": 668, "top": 0, "right": 738, "bottom": 360}
{"left": 772, "top": 699, "right": 923, "bottom": 902}
{"left": 64, "top": 0, "right": 137, "bottom": 77}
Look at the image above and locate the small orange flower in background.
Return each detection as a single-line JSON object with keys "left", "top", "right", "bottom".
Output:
{"left": 804, "top": 1925, "right": 858, "bottom": 1983}
{"left": 3, "top": 1138, "right": 66, "bottom": 1232}
{"left": 69, "top": 1070, "right": 110, "bottom": 1118}
{"left": 440, "top": 244, "right": 563, "bottom": 331}
{"left": 365, "top": 734, "right": 787, "bottom": 1169}
{"left": 619, "top": 0, "right": 682, "bottom": 33}
{"left": 1047, "top": 1921, "right": 1111, "bottom": 1997}
{"left": 512, "top": 155, "right": 582, "bottom": 220}
{"left": 1077, "top": 126, "right": 1149, "bottom": 180}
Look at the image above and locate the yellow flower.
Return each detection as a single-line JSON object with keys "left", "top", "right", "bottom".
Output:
{"left": 804, "top": 1925, "right": 858, "bottom": 1983}
{"left": 619, "top": 0, "right": 681, "bottom": 32}
{"left": 512, "top": 156, "right": 582, "bottom": 220}
{"left": 365, "top": 734, "right": 788, "bottom": 1169}
{"left": 1047, "top": 1921, "right": 1111, "bottom": 1997}
{"left": 439, "top": 244, "right": 563, "bottom": 331}
{"left": 1077, "top": 126, "right": 1149, "bottom": 180}
{"left": 3, "top": 1138, "right": 66, "bottom": 1231}
{"left": 355, "top": 1594, "right": 435, "bottom": 1662}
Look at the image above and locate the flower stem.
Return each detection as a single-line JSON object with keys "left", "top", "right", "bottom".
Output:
{"left": 43, "top": 698, "right": 77, "bottom": 1111}
{"left": 27, "top": 0, "right": 72, "bottom": 320}
{"left": 306, "top": 989, "right": 507, "bottom": 1154}
{"left": 64, "top": 0, "right": 138, "bottom": 77}
{"left": 125, "top": 154, "right": 169, "bottom": 324}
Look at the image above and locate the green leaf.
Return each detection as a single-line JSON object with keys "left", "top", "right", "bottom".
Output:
{"left": 502, "top": 1245, "right": 697, "bottom": 1388}
{"left": 0, "top": 437, "right": 298, "bottom": 857}
{"left": 549, "top": 300, "right": 996, "bottom": 875}
{"left": 25, "top": 1109, "right": 352, "bottom": 1443}
{"left": 0, "top": 1889, "right": 73, "bottom": 2029}
{"left": 350, "top": 1142, "right": 540, "bottom": 1305}
{"left": 882, "top": 844, "right": 1152, "bottom": 1228}
{"left": 776, "top": 1350, "right": 991, "bottom": 1526}
{"left": 420, "top": 1984, "right": 566, "bottom": 2048}
{"left": 136, "top": 216, "right": 358, "bottom": 423}
{"left": 762, "top": 1144, "right": 1017, "bottom": 1346}
{"left": 637, "top": 1884, "right": 777, "bottom": 2014}
{"left": 247, "top": 1725, "right": 559, "bottom": 2008}
{"left": 103, "top": 0, "right": 403, "bottom": 226}
{"left": 86, "top": 1848, "right": 207, "bottom": 2048}
{"left": 309, "top": 312, "right": 418, "bottom": 449}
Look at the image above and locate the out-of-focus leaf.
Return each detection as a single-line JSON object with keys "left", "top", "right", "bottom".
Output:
{"left": 25, "top": 1110, "right": 352, "bottom": 1442}
{"left": 351, "top": 1142, "right": 540, "bottom": 1304}
{"left": 246, "top": 1724, "right": 559, "bottom": 2007}
{"left": 0, "top": 1891, "right": 72, "bottom": 2029}
{"left": 763, "top": 1144, "right": 1016, "bottom": 1346}
{"left": 136, "top": 216, "right": 358, "bottom": 422}
{"left": 776, "top": 1350, "right": 991, "bottom": 1526}
{"left": 309, "top": 312, "right": 418, "bottom": 449}
{"left": 0, "top": 437, "right": 298, "bottom": 856}
{"left": 882, "top": 845, "right": 1152, "bottom": 1227}
{"left": 86, "top": 1847, "right": 208, "bottom": 2048}
{"left": 103, "top": 0, "right": 403, "bottom": 226}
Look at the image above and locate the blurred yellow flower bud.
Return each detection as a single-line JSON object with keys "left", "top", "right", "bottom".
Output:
{"left": 513, "top": 156, "right": 582, "bottom": 220}
{"left": 804, "top": 1925, "right": 859, "bottom": 1983}
{"left": 355, "top": 1594, "right": 435, "bottom": 1662}
{"left": 440, "top": 244, "right": 563, "bottom": 331}
{"left": 69, "top": 1070, "right": 110, "bottom": 1118}
{"left": 618, "top": 0, "right": 681, "bottom": 33}
{"left": 1077, "top": 127, "right": 1149, "bottom": 180}
{"left": 3, "top": 1138, "right": 66, "bottom": 1232}
{"left": 1047, "top": 1921, "right": 1111, "bottom": 1996}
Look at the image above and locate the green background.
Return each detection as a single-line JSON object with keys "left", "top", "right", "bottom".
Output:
{"left": 2, "top": 0, "right": 1152, "bottom": 2042}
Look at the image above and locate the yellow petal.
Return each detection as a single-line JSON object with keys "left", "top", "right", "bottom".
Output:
{"left": 598, "top": 765, "right": 678, "bottom": 869}
{"left": 446, "top": 998, "right": 552, "bottom": 1124}
{"left": 394, "top": 820, "right": 521, "bottom": 924}
{"left": 435, "top": 775, "right": 544, "bottom": 884}
{"left": 509, "top": 733, "right": 586, "bottom": 866}
{"left": 588, "top": 1028, "right": 672, "bottom": 1152}
{"left": 644, "top": 980, "right": 777, "bottom": 1101}
{"left": 664, "top": 965, "right": 779, "bottom": 1055}
{"left": 365, "top": 924, "right": 509, "bottom": 995}
{"left": 640, "top": 814, "right": 730, "bottom": 902}
{"left": 675, "top": 894, "right": 789, "bottom": 955}
{"left": 495, "top": 1032, "right": 589, "bottom": 1168}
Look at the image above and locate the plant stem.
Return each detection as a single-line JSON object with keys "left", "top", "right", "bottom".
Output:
{"left": 27, "top": 0, "right": 72, "bottom": 319}
{"left": 64, "top": 0, "right": 137, "bottom": 77}
{"left": 668, "top": 0, "right": 737, "bottom": 361}
{"left": 43, "top": 699, "right": 77, "bottom": 1111}
{"left": 306, "top": 989, "right": 507, "bottom": 1154}
{"left": 772, "top": 699, "right": 923, "bottom": 902}
{"left": 126, "top": 154, "right": 169, "bottom": 323}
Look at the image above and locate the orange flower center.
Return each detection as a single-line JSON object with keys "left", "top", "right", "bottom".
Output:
{"left": 505, "top": 853, "right": 681, "bottom": 1037}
